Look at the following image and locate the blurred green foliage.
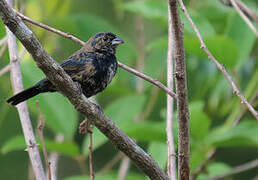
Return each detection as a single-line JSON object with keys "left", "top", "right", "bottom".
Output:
{"left": 0, "top": 0, "right": 257, "bottom": 179}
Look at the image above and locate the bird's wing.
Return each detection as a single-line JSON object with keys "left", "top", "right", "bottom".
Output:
{"left": 60, "top": 52, "right": 97, "bottom": 82}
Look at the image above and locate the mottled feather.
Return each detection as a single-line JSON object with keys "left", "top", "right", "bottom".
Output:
{"left": 7, "top": 32, "right": 124, "bottom": 105}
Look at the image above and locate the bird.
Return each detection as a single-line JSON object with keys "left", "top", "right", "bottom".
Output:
{"left": 7, "top": 32, "right": 124, "bottom": 106}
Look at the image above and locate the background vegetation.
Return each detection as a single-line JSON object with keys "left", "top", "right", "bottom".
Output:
{"left": 0, "top": 0, "right": 257, "bottom": 179}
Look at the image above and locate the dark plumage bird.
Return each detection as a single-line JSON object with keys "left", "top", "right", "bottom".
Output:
{"left": 7, "top": 32, "right": 124, "bottom": 105}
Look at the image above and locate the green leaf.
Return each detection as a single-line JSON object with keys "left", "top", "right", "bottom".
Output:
{"left": 189, "top": 101, "right": 211, "bottom": 141}
{"left": 205, "top": 121, "right": 258, "bottom": 147}
{"left": 146, "top": 36, "right": 168, "bottom": 52}
{"left": 126, "top": 122, "right": 166, "bottom": 142}
{"left": 44, "top": 140, "right": 79, "bottom": 156}
{"left": 104, "top": 95, "right": 146, "bottom": 127}
{"left": 21, "top": 60, "right": 78, "bottom": 138}
{"left": 205, "top": 35, "right": 239, "bottom": 67}
{"left": 197, "top": 162, "right": 232, "bottom": 180}
{"left": 148, "top": 142, "right": 167, "bottom": 169}
{"left": 1, "top": 136, "right": 25, "bottom": 154}
{"left": 225, "top": 13, "right": 256, "bottom": 66}
{"left": 183, "top": 10, "right": 216, "bottom": 38}
{"left": 1, "top": 135, "right": 79, "bottom": 156}
{"left": 122, "top": 0, "right": 167, "bottom": 24}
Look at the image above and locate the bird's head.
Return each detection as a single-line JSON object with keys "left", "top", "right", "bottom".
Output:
{"left": 89, "top": 32, "right": 124, "bottom": 55}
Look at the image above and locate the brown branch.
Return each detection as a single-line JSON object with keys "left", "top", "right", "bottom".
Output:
{"left": 177, "top": 0, "right": 258, "bottom": 120}
{"left": 208, "top": 159, "right": 258, "bottom": 180}
{"left": 3, "top": 0, "right": 46, "bottom": 179}
{"left": 0, "top": 1, "right": 169, "bottom": 179}
{"left": 168, "top": 0, "right": 190, "bottom": 180}
{"left": 88, "top": 129, "right": 94, "bottom": 180}
{"left": 16, "top": 12, "right": 85, "bottom": 46}
{"left": 229, "top": 0, "right": 258, "bottom": 37}
{"left": 220, "top": 0, "right": 258, "bottom": 23}
{"left": 166, "top": 4, "right": 177, "bottom": 180}
{"left": 16, "top": 12, "right": 177, "bottom": 101}
{"left": 233, "top": 91, "right": 258, "bottom": 125}
{"left": 36, "top": 101, "right": 51, "bottom": 180}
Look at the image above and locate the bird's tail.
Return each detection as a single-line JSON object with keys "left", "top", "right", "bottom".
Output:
{"left": 7, "top": 85, "right": 41, "bottom": 106}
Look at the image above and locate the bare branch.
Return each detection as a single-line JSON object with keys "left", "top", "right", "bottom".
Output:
{"left": 0, "top": 36, "right": 7, "bottom": 46}
{"left": 230, "top": 0, "right": 258, "bottom": 37}
{"left": 36, "top": 101, "right": 51, "bottom": 180}
{"left": 88, "top": 129, "right": 94, "bottom": 180}
{"left": 0, "top": 64, "right": 10, "bottom": 76}
{"left": 233, "top": 91, "right": 258, "bottom": 125}
{"left": 190, "top": 149, "right": 217, "bottom": 180}
{"left": 0, "top": 47, "right": 25, "bottom": 77}
{"left": 99, "top": 152, "right": 124, "bottom": 174}
{"left": 16, "top": 12, "right": 177, "bottom": 100}
{"left": 4, "top": 0, "right": 46, "bottom": 179}
{"left": 0, "top": 42, "right": 7, "bottom": 59}
{"left": 48, "top": 134, "right": 64, "bottom": 180}
{"left": 166, "top": 3, "right": 177, "bottom": 180}
{"left": 0, "top": 1, "right": 169, "bottom": 179}
{"left": 118, "top": 156, "right": 131, "bottom": 180}
{"left": 168, "top": 0, "right": 190, "bottom": 179}
{"left": 177, "top": 0, "right": 258, "bottom": 120}
{"left": 220, "top": 0, "right": 258, "bottom": 23}
{"left": 208, "top": 159, "right": 258, "bottom": 180}
{"left": 16, "top": 12, "right": 85, "bottom": 46}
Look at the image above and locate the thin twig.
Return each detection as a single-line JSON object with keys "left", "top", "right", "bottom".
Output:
{"left": 118, "top": 62, "right": 177, "bottom": 99}
{"left": 36, "top": 101, "right": 51, "bottom": 180}
{"left": 177, "top": 0, "right": 258, "bottom": 120}
{"left": 230, "top": 0, "right": 258, "bottom": 37}
{"left": 169, "top": 0, "right": 190, "bottom": 179}
{"left": 190, "top": 149, "right": 217, "bottom": 180}
{"left": 16, "top": 12, "right": 85, "bottom": 46}
{"left": 16, "top": 12, "right": 177, "bottom": 100}
{"left": 0, "top": 2, "right": 169, "bottom": 179}
{"left": 166, "top": 3, "right": 177, "bottom": 180}
{"left": 220, "top": 0, "right": 258, "bottom": 23}
{"left": 0, "top": 47, "right": 26, "bottom": 77}
{"left": 0, "top": 42, "right": 7, "bottom": 59}
{"left": 4, "top": 0, "right": 46, "bottom": 179}
{"left": 208, "top": 159, "right": 258, "bottom": 180}
{"left": 88, "top": 129, "right": 94, "bottom": 180}
{"left": 118, "top": 157, "right": 131, "bottom": 180}
{"left": 48, "top": 134, "right": 64, "bottom": 180}
{"left": 135, "top": 14, "right": 145, "bottom": 93}
{"left": 0, "top": 36, "right": 7, "bottom": 46}
{"left": 233, "top": 91, "right": 258, "bottom": 125}
{"left": 99, "top": 152, "right": 124, "bottom": 174}
{"left": 0, "top": 64, "right": 10, "bottom": 76}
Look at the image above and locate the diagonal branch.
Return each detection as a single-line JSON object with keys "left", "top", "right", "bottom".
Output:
{"left": 177, "top": 0, "right": 258, "bottom": 120}
{"left": 16, "top": 11, "right": 177, "bottom": 100}
{"left": 0, "top": 1, "right": 169, "bottom": 179}
{"left": 229, "top": 0, "right": 258, "bottom": 37}
{"left": 220, "top": 0, "right": 258, "bottom": 23}
{"left": 208, "top": 159, "right": 258, "bottom": 180}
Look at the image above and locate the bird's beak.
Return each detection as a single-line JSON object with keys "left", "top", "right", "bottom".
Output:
{"left": 112, "top": 36, "right": 124, "bottom": 45}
